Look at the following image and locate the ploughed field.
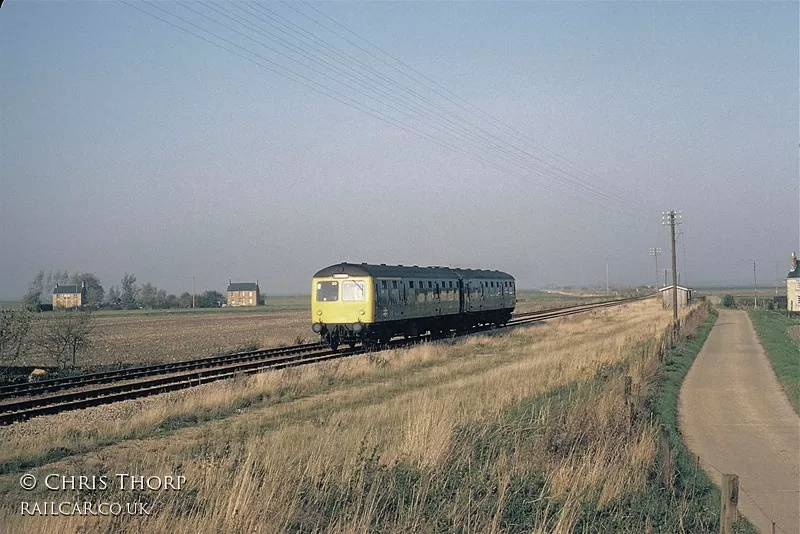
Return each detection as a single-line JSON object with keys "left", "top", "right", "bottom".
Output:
{"left": 18, "top": 311, "right": 309, "bottom": 367}
{"left": 13, "top": 292, "right": 619, "bottom": 368}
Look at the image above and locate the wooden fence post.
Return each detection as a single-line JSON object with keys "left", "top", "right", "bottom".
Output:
{"left": 624, "top": 376, "right": 633, "bottom": 430}
{"left": 720, "top": 473, "right": 738, "bottom": 534}
{"left": 659, "top": 425, "right": 673, "bottom": 491}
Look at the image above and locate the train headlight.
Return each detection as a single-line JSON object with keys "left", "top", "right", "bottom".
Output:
{"left": 312, "top": 323, "right": 322, "bottom": 333}
{"left": 359, "top": 309, "right": 365, "bottom": 315}
{"left": 352, "top": 323, "right": 363, "bottom": 332}
{"left": 316, "top": 310, "right": 322, "bottom": 316}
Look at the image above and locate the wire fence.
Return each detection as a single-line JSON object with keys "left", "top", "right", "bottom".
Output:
{"left": 695, "top": 455, "right": 791, "bottom": 534}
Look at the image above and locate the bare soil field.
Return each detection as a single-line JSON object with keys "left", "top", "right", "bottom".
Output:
{"left": 19, "top": 311, "right": 309, "bottom": 367}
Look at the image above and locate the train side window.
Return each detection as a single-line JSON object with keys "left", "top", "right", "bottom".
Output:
{"left": 393, "top": 281, "right": 398, "bottom": 289}
{"left": 428, "top": 281, "right": 432, "bottom": 288}
{"left": 409, "top": 281, "right": 414, "bottom": 288}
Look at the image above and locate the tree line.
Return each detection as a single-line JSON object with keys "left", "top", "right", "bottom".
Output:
{"left": 22, "top": 270, "right": 226, "bottom": 311}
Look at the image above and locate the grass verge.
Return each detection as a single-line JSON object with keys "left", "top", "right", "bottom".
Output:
{"left": 747, "top": 310, "right": 800, "bottom": 414}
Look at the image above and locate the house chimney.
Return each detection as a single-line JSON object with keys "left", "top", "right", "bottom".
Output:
{"left": 792, "top": 252, "right": 797, "bottom": 272}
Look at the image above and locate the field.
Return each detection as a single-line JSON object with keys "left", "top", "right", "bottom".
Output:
{"left": 9, "top": 291, "right": 624, "bottom": 368}
{"left": 0, "top": 298, "right": 739, "bottom": 533}
{"left": 747, "top": 310, "right": 800, "bottom": 414}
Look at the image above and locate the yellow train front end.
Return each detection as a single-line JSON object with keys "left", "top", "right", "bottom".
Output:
{"left": 311, "top": 271, "right": 375, "bottom": 350}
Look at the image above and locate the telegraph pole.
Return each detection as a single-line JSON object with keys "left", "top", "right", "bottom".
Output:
{"left": 663, "top": 211, "right": 681, "bottom": 331}
{"left": 192, "top": 275, "right": 196, "bottom": 309}
{"left": 650, "top": 247, "right": 661, "bottom": 289}
{"left": 752, "top": 260, "right": 758, "bottom": 309}
{"left": 605, "top": 257, "right": 610, "bottom": 296}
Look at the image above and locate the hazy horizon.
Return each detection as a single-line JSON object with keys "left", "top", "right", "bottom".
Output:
{"left": 2, "top": 1, "right": 798, "bottom": 301}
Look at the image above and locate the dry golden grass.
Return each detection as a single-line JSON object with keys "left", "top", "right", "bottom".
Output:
{"left": 0, "top": 299, "right": 699, "bottom": 533}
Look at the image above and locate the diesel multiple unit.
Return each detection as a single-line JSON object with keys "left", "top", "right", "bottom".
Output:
{"left": 311, "top": 262, "right": 515, "bottom": 349}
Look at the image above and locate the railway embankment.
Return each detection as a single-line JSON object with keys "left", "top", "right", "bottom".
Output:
{"left": 0, "top": 299, "right": 746, "bottom": 533}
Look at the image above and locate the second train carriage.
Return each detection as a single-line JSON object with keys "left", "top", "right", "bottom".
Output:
{"left": 311, "top": 262, "right": 515, "bottom": 349}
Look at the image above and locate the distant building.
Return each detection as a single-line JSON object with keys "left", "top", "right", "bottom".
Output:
{"left": 226, "top": 280, "right": 260, "bottom": 307}
{"left": 52, "top": 282, "right": 86, "bottom": 309}
{"left": 787, "top": 253, "right": 800, "bottom": 313}
{"left": 658, "top": 285, "right": 693, "bottom": 308}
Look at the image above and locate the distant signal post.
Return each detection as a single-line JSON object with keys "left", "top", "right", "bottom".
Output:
{"left": 650, "top": 247, "right": 661, "bottom": 290}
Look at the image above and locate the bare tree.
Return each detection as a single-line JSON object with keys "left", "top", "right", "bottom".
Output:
{"left": 38, "top": 311, "right": 93, "bottom": 368}
{"left": 0, "top": 309, "right": 33, "bottom": 367}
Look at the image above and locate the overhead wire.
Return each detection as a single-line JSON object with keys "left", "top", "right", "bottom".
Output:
{"left": 120, "top": 1, "right": 646, "bottom": 223}
{"left": 292, "top": 0, "right": 646, "bottom": 208}
{"left": 121, "top": 0, "right": 618, "bottom": 210}
{"left": 183, "top": 0, "right": 634, "bottom": 210}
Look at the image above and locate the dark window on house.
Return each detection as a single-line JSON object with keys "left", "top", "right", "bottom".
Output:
{"left": 316, "top": 281, "right": 339, "bottom": 302}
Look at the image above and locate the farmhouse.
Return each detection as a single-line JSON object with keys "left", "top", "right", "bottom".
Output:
{"left": 226, "top": 280, "right": 260, "bottom": 307}
{"left": 52, "top": 282, "right": 86, "bottom": 309}
{"left": 787, "top": 253, "right": 800, "bottom": 312}
{"left": 658, "top": 285, "right": 693, "bottom": 308}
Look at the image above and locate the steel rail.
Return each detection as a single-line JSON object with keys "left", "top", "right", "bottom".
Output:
{"left": 0, "top": 342, "right": 323, "bottom": 400}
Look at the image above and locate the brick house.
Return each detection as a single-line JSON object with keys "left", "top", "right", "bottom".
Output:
{"left": 52, "top": 282, "right": 87, "bottom": 309}
{"left": 226, "top": 280, "right": 261, "bottom": 307}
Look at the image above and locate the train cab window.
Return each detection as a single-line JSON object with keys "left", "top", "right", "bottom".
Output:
{"left": 342, "top": 280, "right": 366, "bottom": 301}
{"left": 316, "top": 281, "right": 339, "bottom": 302}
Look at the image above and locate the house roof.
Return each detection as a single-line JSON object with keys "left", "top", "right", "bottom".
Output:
{"left": 227, "top": 282, "right": 259, "bottom": 292}
{"left": 788, "top": 266, "right": 800, "bottom": 279}
{"left": 657, "top": 285, "right": 692, "bottom": 293}
{"left": 53, "top": 285, "right": 82, "bottom": 294}
{"left": 312, "top": 262, "right": 515, "bottom": 281}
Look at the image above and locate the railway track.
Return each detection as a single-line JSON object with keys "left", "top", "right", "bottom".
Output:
{"left": 0, "top": 295, "right": 651, "bottom": 425}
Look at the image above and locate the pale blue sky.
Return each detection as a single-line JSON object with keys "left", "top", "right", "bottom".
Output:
{"left": 1, "top": 1, "right": 797, "bottom": 298}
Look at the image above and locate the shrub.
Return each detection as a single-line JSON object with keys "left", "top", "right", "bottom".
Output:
{"left": 722, "top": 295, "right": 736, "bottom": 308}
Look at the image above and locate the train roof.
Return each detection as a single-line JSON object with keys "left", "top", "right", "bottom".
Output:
{"left": 313, "top": 263, "right": 514, "bottom": 280}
